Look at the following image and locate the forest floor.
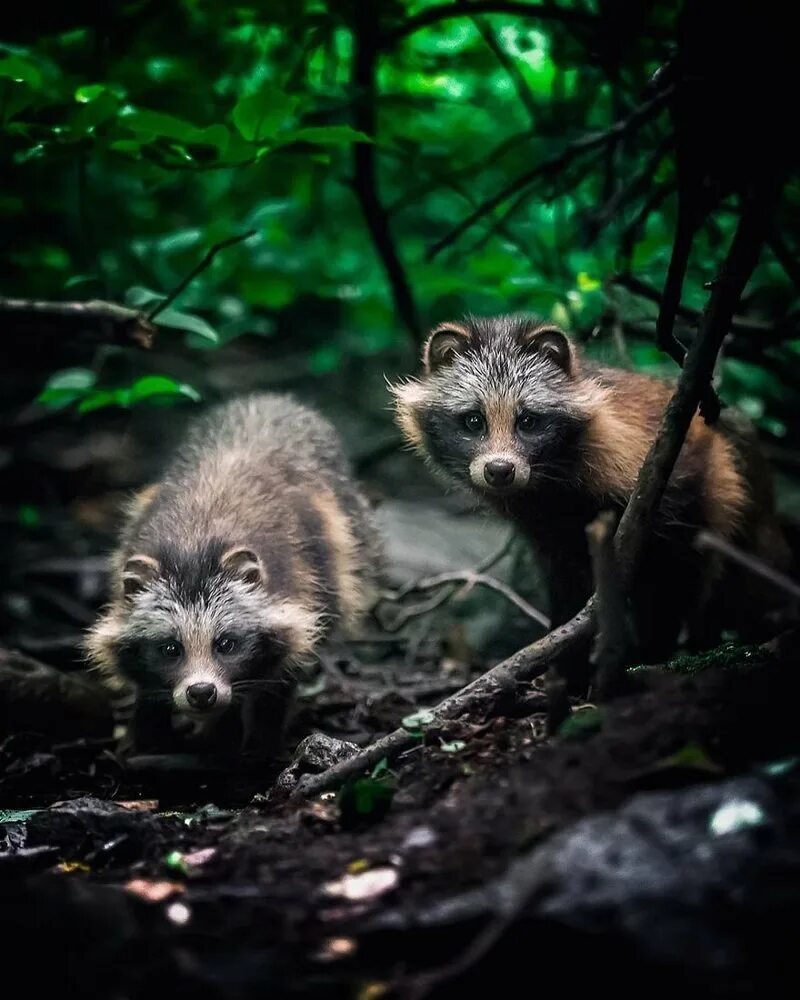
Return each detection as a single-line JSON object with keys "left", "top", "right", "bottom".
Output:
{"left": 2, "top": 634, "right": 800, "bottom": 999}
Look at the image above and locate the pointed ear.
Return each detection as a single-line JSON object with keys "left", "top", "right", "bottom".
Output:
{"left": 221, "top": 546, "right": 265, "bottom": 587}
{"left": 422, "top": 323, "right": 471, "bottom": 374}
{"left": 122, "top": 555, "right": 160, "bottom": 599}
{"left": 519, "top": 325, "right": 574, "bottom": 375}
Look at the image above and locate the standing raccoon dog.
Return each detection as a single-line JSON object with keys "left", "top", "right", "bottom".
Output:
{"left": 86, "top": 394, "right": 381, "bottom": 756}
{"left": 392, "top": 315, "right": 789, "bottom": 660}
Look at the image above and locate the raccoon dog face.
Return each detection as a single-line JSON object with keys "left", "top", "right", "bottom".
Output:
{"left": 392, "top": 315, "right": 592, "bottom": 497}
{"left": 107, "top": 545, "right": 319, "bottom": 718}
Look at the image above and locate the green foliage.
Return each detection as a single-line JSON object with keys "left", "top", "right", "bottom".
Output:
{"left": 337, "top": 758, "right": 396, "bottom": 825}
{"left": 1, "top": 1, "right": 798, "bottom": 431}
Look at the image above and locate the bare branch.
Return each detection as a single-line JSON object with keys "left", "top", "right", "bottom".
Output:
{"left": 695, "top": 530, "right": 800, "bottom": 603}
{"left": 147, "top": 230, "right": 256, "bottom": 322}
{"left": 586, "top": 511, "right": 632, "bottom": 699}
{"left": 290, "top": 601, "right": 595, "bottom": 800}
{"left": 377, "top": 569, "right": 550, "bottom": 632}
{"left": 427, "top": 89, "right": 671, "bottom": 261}
{"left": 383, "top": 2, "right": 598, "bottom": 47}
{"left": 352, "top": 6, "right": 422, "bottom": 344}
{"left": 473, "top": 17, "right": 537, "bottom": 124}
{"left": 615, "top": 183, "right": 780, "bottom": 581}
{"left": 0, "top": 297, "right": 156, "bottom": 348}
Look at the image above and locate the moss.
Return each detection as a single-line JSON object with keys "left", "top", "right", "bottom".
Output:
{"left": 630, "top": 641, "right": 771, "bottom": 678}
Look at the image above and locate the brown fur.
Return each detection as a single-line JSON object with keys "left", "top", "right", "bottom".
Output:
{"left": 392, "top": 314, "right": 789, "bottom": 659}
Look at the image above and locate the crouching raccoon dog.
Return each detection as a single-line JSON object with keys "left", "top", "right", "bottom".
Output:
{"left": 86, "top": 394, "right": 382, "bottom": 757}
{"left": 392, "top": 314, "right": 789, "bottom": 661}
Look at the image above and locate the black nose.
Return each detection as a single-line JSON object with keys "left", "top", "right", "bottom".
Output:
{"left": 484, "top": 460, "right": 515, "bottom": 487}
{"left": 186, "top": 682, "right": 217, "bottom": 709}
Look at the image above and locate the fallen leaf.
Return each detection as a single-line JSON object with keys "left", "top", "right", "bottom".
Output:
{"left": 182, "top": 847, "right": 216, "bottom": 867}
{"left": 125, "top": 879, "right": 185, "bottom": 902}
{"left": 115, "top": 800, "right": 158, "bottom": 812}
{"left": 323, "top": 867, "right": 398, "bottom": 902}
{"left": 57, "top": 860, "right": 90, "bottom": 874}
{"left": 313, "top": 936, "right": 358, "bottom": 962}
{"left": 347, "top": 858, "right": 370, "bottom": 874}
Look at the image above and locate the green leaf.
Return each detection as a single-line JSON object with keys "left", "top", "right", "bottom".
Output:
{"left": 559, "top": 706, "right": 604, "bottom": 742}
{"left": 120, "top": 108, "right": 201, "bottom": 143}
{"left": 655, "top": 742, "right": 722, "bottom": 775}
{"left": 439, "top": 740, "right": 466, "bottom": 753}
{"left": 127, "top": 375, "right": 201, "bottom": 404}
{"left": 77, "top": 389, "right": 122, "bottom": 413}
{"left": 37, "top": 367, "right": 96, "bottom": 409}
{"left": 154, "top": 307, "right": 220, "bottom": 344}
{"left": 74, "top": 83, "right": 106, "bottom": 103}
{"left": 401, "top": 709, "right": 435, "bottom": 732}
{"left": 337, "top": 774, "right": 395, "bottom": 825}
{"left": 232, "top": 85, "right": 296, "bottom": 142}
{"left": 18, "top": 504, "right": 41, "bottom": 528}
{"left": 273, "top": 125, "right": 371, "bottom": 148}
{"left": 0, "top": 55, "right": 43, "bottom": 89}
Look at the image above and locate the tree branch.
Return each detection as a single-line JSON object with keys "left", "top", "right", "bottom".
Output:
{"left": 352, "top": 6, "right": 422, "bottom": 344}
{"left": 586, "top": 511, "right": 631, "bottom": 699}
{"left": 473, "top": 17, "right": 537, "bottom": 124}
{"left": 427, "top": 89, "right": 671, "bottom": 261}
{"left": 383, "top": 2, "right": 598, "bottom": 48}
{"left": 0, "top": 297, "right": 156, "bottom": 348}
{"left": 290, "top": 601, "right": 595, "bottom": 800}
{"left": 147, "top": 230, "right": 256, "bottom": 322}
{"left": 615, "top": 183, "right": 780, "bottom": 582}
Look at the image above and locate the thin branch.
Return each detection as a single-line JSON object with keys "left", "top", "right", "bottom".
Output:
{"left": 473, "top": 17, "right": 537, "bottom": 124}
{"left": 147, "top": 230, "right": 255, "bottom": 322}
{"left": 613, "top": 273, "right": 794, "bottom": 341}
{"left": 383, "top": 2, "right": 598, "bottom": 47}
{"left": 0, "top": 297, "right": 156, "bottom": 348}
{"left": 767, "top": 232, "right": 800, "bottom": 294}
{"left": 586, "top": 511, "right": 631, "bottom": 699}
{"left": 695, "top": 530, "right": 800, "bottom": 602}
{"left": 427, "top": 88, "right": 671, "bottom": 261}
{"left": 290, "top": 601, "right": 595, "bottom": 800}
{"left": 352, "top": 6, "right": 422, "bottom": 344}
{"left": 378, "top": 569, "right": 550, "bottom": 632}
{"left": 615, "top": 182, "right": 780, "bottom": 582}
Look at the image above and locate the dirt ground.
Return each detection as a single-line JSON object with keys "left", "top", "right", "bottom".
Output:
{"left": 3, "top": 634, "right": 800, "bottom": 1000}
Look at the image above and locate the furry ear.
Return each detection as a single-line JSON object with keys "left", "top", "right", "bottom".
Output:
{"left": 221, "top": 546, "right": 265, "bottom": 586}
{"left": 422, "top": 323, "right": 471, "bottom": 374}
{"left": 519, "top": 325, "right": 573, "bottom": 375}
{"left": 122, "top": 555, "right": 160, "bottom": 599}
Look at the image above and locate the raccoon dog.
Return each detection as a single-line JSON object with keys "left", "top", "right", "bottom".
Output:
{"left": 392, "top": 314, "right": 789, "bottom": 660}
{"left": 86, "top": 394, "right": 381, "bottom": 756}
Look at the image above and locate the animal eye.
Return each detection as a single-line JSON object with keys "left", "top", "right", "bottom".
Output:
{"left": 516, "top": 411, "right": 539, "bottom": 434}
{"left": 462, "top": 411, "right": 485, "bottom": 434}
{"left": 160, "top": 640, "right": 183, "bottom": 660}
{"left": 214, "top": 635, "right": 236, "bottom": 655}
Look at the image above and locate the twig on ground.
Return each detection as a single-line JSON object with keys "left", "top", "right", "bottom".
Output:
{"left": 695, "top": 530, "right": 800, "bottom": 602}
{"left": 586, "top": 511, "right": 631, "bottom": 699}
{"left": 0, "top": 297, "right": 156, "bottom": 348}
{"left": 290, "top": 602, "right": 595, "bottom": 800}
{"left": 146, "top": 230, "right": 255, "bottom": 322}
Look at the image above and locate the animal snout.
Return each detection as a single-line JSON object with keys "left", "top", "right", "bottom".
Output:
{"left": 484, "top": 459, "right": 515, "bottom": 488}
{"left": 186, "top": 682, "right": 218, "bottom": 710}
